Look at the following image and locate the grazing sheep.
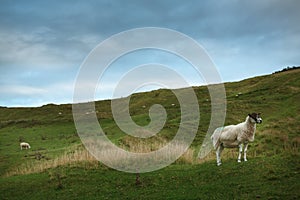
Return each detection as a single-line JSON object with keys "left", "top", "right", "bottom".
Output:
{"left": 211, "top": 113, "right": 262, "bottom": 166}
{"left": 20, "top": 142, "right": 31, "bottom": 150}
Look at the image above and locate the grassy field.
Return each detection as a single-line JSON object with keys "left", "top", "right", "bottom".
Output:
{"left": 0, "top": 69, "right": 299, "bottom": 199}
{"left": 0, "top": 155, "right": 299, "bottom": 200}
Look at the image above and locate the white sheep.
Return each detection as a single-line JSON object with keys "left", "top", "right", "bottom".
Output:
{"left": 211, "top": 113, "right": 262, "bottom": 166}
{"left": 20, "top": 142, "right": 31, "bottom": 150}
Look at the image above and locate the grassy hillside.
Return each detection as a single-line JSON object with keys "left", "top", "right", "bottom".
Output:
{"left": 0, "top": 69, "right": 299, "bottom": 199}
{"left": 0, "top": 155, "right": 299, "bottom": 199}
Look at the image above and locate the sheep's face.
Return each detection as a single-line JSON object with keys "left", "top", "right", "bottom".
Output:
{"left": 248, "top": 113, "right": 262, "bottom": 124}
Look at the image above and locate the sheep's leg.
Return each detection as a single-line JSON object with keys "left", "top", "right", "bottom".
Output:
{"left": 238, "top": 144, "right": 243, "bottom": 163}
{"left": 216, "top": 145, "right": 224, "bottom": 166}
{"left": 244, "top": 143, "right": 249, "bottom": 162}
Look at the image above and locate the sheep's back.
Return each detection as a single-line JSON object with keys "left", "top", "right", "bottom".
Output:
{"left": 219, "top": 125, "right": 240, "bottom": 141}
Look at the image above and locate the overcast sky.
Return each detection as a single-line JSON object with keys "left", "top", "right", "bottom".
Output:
{"left": 0, "top": 0, "right": 299, "bottom": 107}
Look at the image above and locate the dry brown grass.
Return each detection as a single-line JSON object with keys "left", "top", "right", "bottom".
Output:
{"left": 6, "top": 137, "right": 200, "bottom": 176}
{"left": 120, "top": 135, "right": 165, "bottom": 153}
{"left": 5, "top": 146, "right": 99, "bottom": 177}
{"left": 7, "top": 134, "right": 298, "bottom": 176}
{"left": 120, "top": 135, "right": 197, "bottom": 164}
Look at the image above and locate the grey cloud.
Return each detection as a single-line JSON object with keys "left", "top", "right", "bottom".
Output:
{"left": 0, "top": 0, "right": 299, "bottom": 106}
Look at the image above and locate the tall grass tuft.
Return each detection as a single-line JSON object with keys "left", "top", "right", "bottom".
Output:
{"left": 5, "top": 146, "right": 99, "bottom": 177}
{"left": 6, "top": 135, "right": 298, "bottom": 177}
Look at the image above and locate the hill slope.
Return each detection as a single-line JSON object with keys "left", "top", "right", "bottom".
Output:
{"left": 0, "top": 69, "right": 299, "bottom": 199}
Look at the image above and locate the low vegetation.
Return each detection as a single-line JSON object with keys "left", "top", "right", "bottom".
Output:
{"left": 0, "top": 68, "right": 299, "bottom": 199}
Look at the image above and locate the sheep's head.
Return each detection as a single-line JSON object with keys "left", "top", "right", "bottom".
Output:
{"left": 248, "top": 113, "right": 262, "bottom": 124}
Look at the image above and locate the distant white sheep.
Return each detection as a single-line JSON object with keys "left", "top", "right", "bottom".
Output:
{"left": 211, "top": 113, "right": 262, "bottom": 166}
{"left": 20, "top": 142, "right": 31, "bottom": 150}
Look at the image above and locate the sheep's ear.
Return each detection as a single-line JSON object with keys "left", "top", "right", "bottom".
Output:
{"left": 248, "top": 113, "right": 251, "bottom": 117}
{"left": 258, "top": 113, "right": 261, "bottom": 115}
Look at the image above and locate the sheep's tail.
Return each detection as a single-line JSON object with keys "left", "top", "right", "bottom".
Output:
{"left": 198, "top": 127, "right": 220, "bottom": 159}
{"left": 211, "top": 127, "right": 223, "bottom": 150}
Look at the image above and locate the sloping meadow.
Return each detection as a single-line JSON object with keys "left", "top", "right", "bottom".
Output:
{"left": 0, "top": 69, "right": 299, "bottom": 177}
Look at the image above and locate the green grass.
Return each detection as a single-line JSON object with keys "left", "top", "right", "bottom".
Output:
{"left": 0, "top": 121, "right": 78, "bottom": 175}
{"left": 0, "top": 155, "right": 299, "bottom": 200}
{"left": 0, "top": 69, "right": 299, "bottom": 199}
